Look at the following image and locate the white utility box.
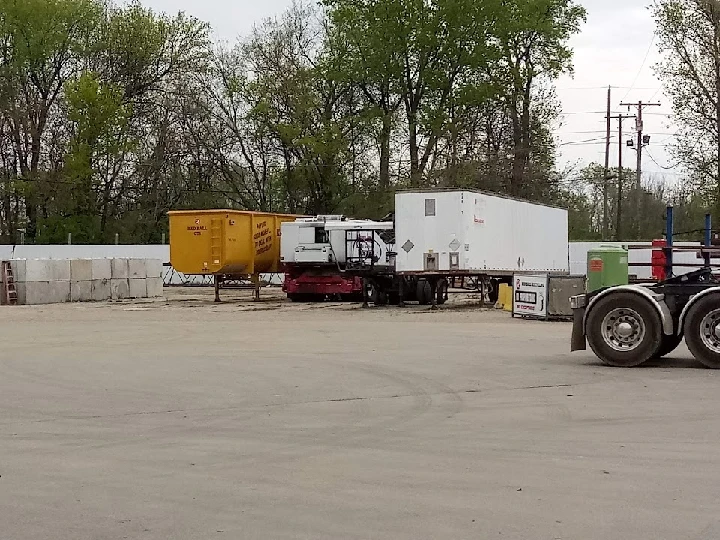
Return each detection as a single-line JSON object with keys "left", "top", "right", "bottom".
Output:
{"left": 394, "top": 190, "right": 569, "bottom": 275}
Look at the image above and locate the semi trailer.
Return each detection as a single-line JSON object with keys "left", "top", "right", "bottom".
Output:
{"left": 367, "top": 190, "right": 569, "bottom": 307}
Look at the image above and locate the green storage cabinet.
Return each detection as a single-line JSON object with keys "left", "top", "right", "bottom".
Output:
{"left": 587, "top": 245, "right": 629, "bottom": 292}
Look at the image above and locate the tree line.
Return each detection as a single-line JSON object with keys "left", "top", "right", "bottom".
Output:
{"left": 1, "top": 0, "right": 716, "bottom": 246}
{"left": 0, "top": 0, "right": 589, "bottom": 244}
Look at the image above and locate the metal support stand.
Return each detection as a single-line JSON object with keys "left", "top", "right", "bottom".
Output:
{"left": 665, "top": 206, "right": 674, "bottom": 279}
{"left": 398, "top": 277, "right": 405, "bottom": 308}
{"left": 362, "top": 278, "right": 369, "bottom": 308}
{"left": 704, "top": 214, "right": 712, "bottom": 267}
{"left": 252, "top": 274, "right": 261, "bottom": 301}
{"left": 430, "top": 278, "right": 438, "bottom": 311}
{"left": 214, "top": 275, "right": 221, "bottom": 303}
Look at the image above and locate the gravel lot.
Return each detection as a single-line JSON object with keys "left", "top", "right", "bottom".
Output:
{"left": 1, "top": 288, "right": 719, "bottom": 540}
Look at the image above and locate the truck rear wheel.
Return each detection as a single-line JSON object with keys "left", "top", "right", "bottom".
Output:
{"left": 417, "top": 280, "right": 432, "bottom": 305}
{"left": 436, "top": 279, "right": 448, "bottom": 305}
{"left": 371, "top": 284, "right": 389, "bottom": 306}
{"left": 684, "top": 293, "right": 720, "bottom": 368}
{"left": 586, "top": 292, "right": 662, "bottom": 367}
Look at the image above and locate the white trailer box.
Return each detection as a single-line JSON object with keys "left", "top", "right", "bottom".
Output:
{"left": 394, "top": 190, "right": 569, "bottom": 275}
{"left": 281, "top": 217, "right": 394, "bottom": 266}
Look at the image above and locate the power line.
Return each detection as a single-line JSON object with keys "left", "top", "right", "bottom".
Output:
{"left": 621, "top": 35, "right": 656, "bottom": 102}
{"left": 559, "top": 130, "right": 616, "bottom": 134}
{"left": 645, "top": 147, "right": 683, "bottom": 170}
{"left": 560, "top": 141, "right": 614, "bottom": 147}
{"left": 647, "top": 86, "right": 664, "bottom": 102}
{"left": 557, "top": 86, "right": 662, "bottom": 91}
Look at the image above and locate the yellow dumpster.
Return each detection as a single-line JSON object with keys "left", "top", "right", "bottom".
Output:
{"left": 168, "top": 209, "right": 301, "bottom": 300}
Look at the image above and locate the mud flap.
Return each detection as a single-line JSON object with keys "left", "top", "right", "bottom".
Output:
{"left": 571, "top": 307, "right": 586, "bottom": 352}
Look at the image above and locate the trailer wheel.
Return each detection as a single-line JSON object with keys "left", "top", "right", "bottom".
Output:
{"left": 437, "top": 279, "right": 448, "bottom": 306}
{"left": 655, "top": 333, "right": 683, "bottom": 358}
{"left": 371, "top": 284, "right": 389, "bottom": 306}
{"left": 417, "top": 280, "right": 432, "bottom": 305}
{"left": 586, "top": 292, "right": 662, "bottom": 367}
{"left": 488, "top": 279, "right": 500, "bottom": 304}
{"left": 684, "top": 293, "right": 720, "bottom": 368}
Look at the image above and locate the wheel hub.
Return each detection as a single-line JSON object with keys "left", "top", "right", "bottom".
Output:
{"left": 601, "top": 308, "right": 647, "bottom": 352}
{"left": 617, "top": 322, "right": 633, "bottom": 338}
{"left": 700, "top": 309, "right": 720, "bottom": 354}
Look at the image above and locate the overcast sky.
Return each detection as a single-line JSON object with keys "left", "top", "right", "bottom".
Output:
{"left": 139, "top": 0, "right": 679, "bottom": 184}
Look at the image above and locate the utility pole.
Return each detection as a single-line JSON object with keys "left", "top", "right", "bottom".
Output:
{"left": 620, "top": 100, "right": 661, "bottom": 238}
{"left": 610, "top": 113, "right": 635, "bottom": 240}
{"left": 603, "top": 86, "right": 611, "bottom": 240}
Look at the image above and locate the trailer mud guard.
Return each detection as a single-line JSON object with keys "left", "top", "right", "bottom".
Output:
{"left": 678, "top": 286, "right": 720, "bottom": 336}
{"left": 583, "top": 285, "right": 674, "bottom": 336}
{"left": 571, "top": 306, "right": 586, "bottom": 352}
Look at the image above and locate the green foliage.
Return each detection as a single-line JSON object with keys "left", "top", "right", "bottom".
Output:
{"left": 652, "top": 0, "right": 720, "bottom": 218}
{"left": 0, "top": 0, "right": 593, "bottom": 243}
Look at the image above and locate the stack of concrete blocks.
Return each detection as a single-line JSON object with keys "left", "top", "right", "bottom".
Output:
{"left": 4, "top": 258, "right": 163, "bottom": 305}
{"left": 109, "top": 258, "right": 163, "bottom": 300}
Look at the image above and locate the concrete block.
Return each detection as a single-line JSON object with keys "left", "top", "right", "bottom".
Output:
{"left": 9, "top": 259, "right": 26, "bottom": 283}
{"left": 128, "top": 278, "right": 147, "bottom": 298}
{"left": 145, "top": 259, "right": 163, "bottom": 279}
{"left": 91, "top": 279, "right": 111, "bottom": 301}
{"left": 25, "top": 259, "right": 50, "bottom": 282}
{"left": 70, "top": 259, "right": 93, "bottom": 281}
{"left": 71, "top": 280, "right": 93, "bottom": 302}
{"left": 14, "top": 282, "right": 26, "bottom": 305}
{"left": 128, "top": 259, "right": 147, "bottom": 279}
{"left": 111, "top": 259, "right": 129, "bottom": 279}
{"left": 111, "top": 278, "right": 130, "bottom": 300}
{"left": 25, "top": 281, "right": 71, "bottom": 305}
{"left": 48, "top": 259, "right": 71, "bottom": 282}
{"left": 92, "top": 259, "right": 112, "bottom": 281}
{"left": 146, "top": 277, "right": 164, "bottom": 298}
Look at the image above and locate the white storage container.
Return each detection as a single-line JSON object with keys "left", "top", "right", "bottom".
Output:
{"left": 394, "top": 190, "right": 569, "bottom": 275}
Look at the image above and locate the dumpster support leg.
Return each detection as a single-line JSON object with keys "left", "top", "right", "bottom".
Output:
{"left": 362, "top": 278, "right": 369, "bottom": 308}
{"left": 252, "top": 274, "right": 261, "bottom": 301}
{"left": 214, "top": 275, "right": 221, "bottom": 303}
{"left": 398, "top": 277, "right": 405, "bottom": 308}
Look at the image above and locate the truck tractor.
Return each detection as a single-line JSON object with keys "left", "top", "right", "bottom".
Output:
{"left": 571, "top": 268, "right": 720, "bottom": 368}
{"left": 280, "top": 215, "right": 446, "bottom": 305}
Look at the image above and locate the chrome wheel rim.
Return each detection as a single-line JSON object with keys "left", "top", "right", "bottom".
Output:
{"left": 700, "top": 309, "right": 720, "bottom": 354}
{"left": 601, "top": 308, "right": 646, "bottom": 352}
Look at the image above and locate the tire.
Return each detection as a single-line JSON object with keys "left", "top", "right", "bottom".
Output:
{"left": 371, "top": 285, "right": 388, "bottom": 306}
{"left": 488, "top": 279, "right": 500, "bottom": 304}
{"left": 655, "top": 333, "right": 683, "bottom": 358}
{"left": 417, "top": 280, "right": 432, "bottom": 305}
{"left": 586, "top": 292, "right": 663, "bottom": 367}
{"left": 437, "top": 279, "right": 448, "bottom": 305}
{"left": 684, "top": 293, "right": 720, "bottom": 368}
